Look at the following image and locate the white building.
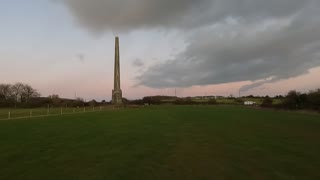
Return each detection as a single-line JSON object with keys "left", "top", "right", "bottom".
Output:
{"left": 244, "top": 101, "right": 256, "bottom": 105}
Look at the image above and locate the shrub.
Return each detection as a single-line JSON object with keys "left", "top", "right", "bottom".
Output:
{"left": 208, "top": 99, "right": 217, "bottom": 105}
{"left": 261, "top": 97, "right": 273, "bottom": 107}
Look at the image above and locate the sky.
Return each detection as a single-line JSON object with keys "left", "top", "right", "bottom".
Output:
{"left": 0, "top": 0, "right": 320, "bottom": 101}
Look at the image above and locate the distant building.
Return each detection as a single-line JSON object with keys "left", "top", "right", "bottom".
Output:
{"left": 244, "top": 101, "right": 256, "bottom": 105}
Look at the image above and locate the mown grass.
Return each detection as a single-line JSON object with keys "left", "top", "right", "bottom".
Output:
{"left": 0, "top": 106, "right": 319, "bottom": 180}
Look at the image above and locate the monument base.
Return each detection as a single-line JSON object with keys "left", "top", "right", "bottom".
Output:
{"left": 112, "top": 89, "right": 122, "bottom": 105}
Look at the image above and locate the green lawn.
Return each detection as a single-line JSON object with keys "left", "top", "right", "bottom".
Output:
{"left": 0, "top": 106, "right": 319, "bottom": 180}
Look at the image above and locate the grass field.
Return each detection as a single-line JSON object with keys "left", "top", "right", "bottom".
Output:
{"left": 0, "top": 106, "right": 320, "bottom": 180}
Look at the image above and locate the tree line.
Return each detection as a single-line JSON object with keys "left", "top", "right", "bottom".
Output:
{"left": 262, "top": 89, "right": 320, "bottom": 111}
{"left": 1, "top": 83, "right": 319, "bottom": 111}
{"left": 0, "top": 83, "right": 107, "bottom": 108}
{"left": 135, "top": 89, "right": 320, "bottom": 111}
{"left": 0, "top": 83, "right": 40, "bottom": 107}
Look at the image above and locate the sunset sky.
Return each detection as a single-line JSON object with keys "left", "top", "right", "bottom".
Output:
{"left": 1, "top": 0, "right": 320, "bottom": 101}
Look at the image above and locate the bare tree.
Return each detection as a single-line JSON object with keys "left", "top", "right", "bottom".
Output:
{"left": 0, "top": 84, "right": 13, "bottom": 102}
{"left": 48, "top": 94, "right": 59, "bottom": 99}
{"left": 48, "top": 94, "right": 60, "bottom": 106}
{"left": 75, "top": 97, "right": 84, "bottom": 107}
{"left": 11, "top": 83, "right": 24, "bottom": 107}
{"left": 89, "top": 99, "right": 97, "bottom": 107}
{"left": 0, "top": 83, "right": 42, "bottom": 107}
{"left": 21, "top": 84, "right": 40, "bottom": 103}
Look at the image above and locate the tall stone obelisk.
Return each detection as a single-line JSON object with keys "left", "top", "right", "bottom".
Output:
{"left": 112, "top": 36, "right": 122, "bottom": 105}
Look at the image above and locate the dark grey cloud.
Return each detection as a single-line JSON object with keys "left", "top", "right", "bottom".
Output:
{"left": 239, "top": 77, "right": 278, "bottom": 92}
{"left": 138, "top": 7, "right": 320, "bottom": 89}
{"left": 76, "top": 53, "right": 85, "bottom": 63}
{"left": 132, "top": 58, "right": 144, "bottom": 67}
{"left": 61, "top": 0, "right": 312, "bottom": 33}
{"left": 61, "top": 0, "right": 211, "bottom": 33}
{"left": 61, "top": 0, "right": 320, "bottom": 91}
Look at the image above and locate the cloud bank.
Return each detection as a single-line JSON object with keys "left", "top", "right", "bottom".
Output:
{"left": 61, "top": 0, "right": 311, "bottom": 32}
{"left": 61, "top": 0, "right": 320, "bottom": 91}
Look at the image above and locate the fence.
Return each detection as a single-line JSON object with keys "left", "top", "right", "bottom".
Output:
{"left": 0, "top": 106, "right": 114, "bottom": 120}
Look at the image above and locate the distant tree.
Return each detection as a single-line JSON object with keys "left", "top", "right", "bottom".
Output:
{"left": 0, "top": 83, "right": 42, "bottom": 107}
{"left": 174, "top": 98, "right": 184, "bottom": 105}
{"left": 142, "top": 96, "right": 160, "bottom": 105}
{"left": 307, "top": 89, "right": 320, "bottom": 110}
{"left": 21, "top": 84, "right": 40, "bottom": 103}
{"left": 89, "top": 99, "right": 97, "bottom": 107}
{"left": 48, "top": 94, "right": 59, "bottom": 99}
{"left": 208, "top": 98, "right": 217, "bottom": 105}
{"left": 185, "top": 97, "right": 194, "bottom": 104}
{"left": 0, "top": 84, "right": 14, "bottom": 105}
{"left": 235, "top": 98, "right": 244, "bottom": 104}
{"left": 174, "top": 97, "right": 195, "bottom": 105}
{"left": 299, "top": 93, "right": 308, "bottom": 109}
{"left": 275, "top": 95, "right": 284, "bottom": 99}
{"left": 261, "top": 97, "right": 273, "bottom": 107}
{"left": 11, "top": 83, "right": 24, "bottom": 106}
{"left": 129, "top": 99, "right": 144, "bottom": 105}
{"left": 283, "top": 90, "right": 303, "bottom": 109}
{"left": 48, "top": 94, "right": 61, "bottom": 106}
{"left": 122, "top": 98, "right": 130, "bottom": 105}
{"left": 74, "top": 97, "right": 84, "bottom": 107}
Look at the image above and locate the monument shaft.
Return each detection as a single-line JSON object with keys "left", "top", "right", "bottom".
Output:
{"left": 112, "top": 37, "right": 122, "bottom": 105}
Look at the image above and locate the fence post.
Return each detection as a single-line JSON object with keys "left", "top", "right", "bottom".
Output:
{"left": 30, "top": 110, "right": 32, "bottom": 117}
{"left": 47, "top": 104, "right": 50, "bottom": 115}
{"left": 8, "top": 111, "right": 11, "bottom": 119}
{"left": 84, "top": 107, "right": 86, "bottom": 112}
{"left": 73, "top": 108, "right": 75, "bottom": 113}
{"left": 100, "top": 106, "right": 102, "bottom": 111}
{"left": 93, "top": 106, "right": 95, "bottom": 111}
{"left": 61, "top": 107, "right": 63, "bottom": 115}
